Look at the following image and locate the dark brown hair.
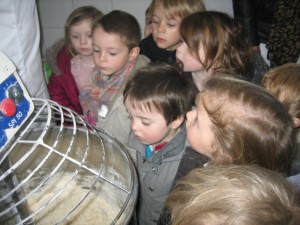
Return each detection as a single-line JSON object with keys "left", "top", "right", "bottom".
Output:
{"left": 123, "top": 62, "right": 196, "bottom": 125}
{"left": 180, "top": 11, "right": 252, "bottom": 76}
{"left": 93, "top": 10, "right": 141, "bottom": 50}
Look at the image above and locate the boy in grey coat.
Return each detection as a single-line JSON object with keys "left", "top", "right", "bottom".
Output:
{"left": 123, "top": 62, "right": 197, "bottom": 225}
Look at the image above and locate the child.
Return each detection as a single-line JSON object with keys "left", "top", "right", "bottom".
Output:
{"left": 123, "top": 63, "right": 196, "bottom": 225}
{"left": 140, "top": 0, "right": 205, "bottom": 65}
{"left": 47, "top": 6, "right": 102, "bottom": 115}
{"left": 157, "top": 74, "right": 295, "bottom": 225}
{"left": 79, "top": 10, "right": 150, "bottom": 144}
{"left": 262, "top": 63, "right": 300, "bottom": 175}
{"left": 144, "top": 4, "right": 153, "bottom": 38}
{"left": 176, "top": 11, "right": 269, "bottom": 91}
{"left": 165, "top": 165, "right": 300, "bottom": 225}
{"left": 185, "top": 75, "right": 294, "bottom": 174}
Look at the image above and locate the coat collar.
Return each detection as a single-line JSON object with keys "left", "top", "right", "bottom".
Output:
{"left": 127, "top": 124, "right": 187, "bottom": 165}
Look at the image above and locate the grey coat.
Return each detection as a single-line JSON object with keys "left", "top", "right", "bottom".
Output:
{"left": 126, "top": 125, "right": 187, "bottom": 225}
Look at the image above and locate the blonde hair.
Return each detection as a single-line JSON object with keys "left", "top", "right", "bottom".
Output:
{"left": 166, "top": 165, "right": 300, "bottom": 225}
{"left": 200, "top": 75, "right": 294, "bottom": 174}
{"left": 65, "top": 6, "right": 103, "bottom": 56}
{"left": 151, "top": 0, "right": 205, "bottom": 20}
{"left": 263, "top": 63, "right": 300, "bottom": 120}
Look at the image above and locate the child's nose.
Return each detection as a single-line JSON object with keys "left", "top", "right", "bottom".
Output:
{"left": 131, "top": 119, "right": 139, "bottom": 131}
{"left": 158, "top": 23, "right": 165, "bottom": 33}
{"left": 80, "top": 37, "right": 87, "bottom": 44}
{"left": 186, "top": 110, "right": 196, "bottom": 129}
{"left": 98, "top": 52, "right": 106, "bottom": 61}
{"left": 186, "top": 110, "right": 196, "bottom": 122}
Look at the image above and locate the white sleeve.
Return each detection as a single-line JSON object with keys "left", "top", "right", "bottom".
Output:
{"left": 0, "top": 0, "right": 49, "bottom": 99}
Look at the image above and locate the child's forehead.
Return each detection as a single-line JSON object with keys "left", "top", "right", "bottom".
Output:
{"left": 71, "top": 17, "right": 92, "bottom": 26}
{"left": 127, "top": 97, "right": 165, "bottom": 115}
{"left": 128, "top": 99, "right": 156, "bottom": 111}
{"left": 70, "top": 20, "right": 93, "bottom": 34}
{"left": 152, "top": 2, "right": 183, "bottom": 20}
{"left": 93, "top": 27, "right": 128, "bottom": 47}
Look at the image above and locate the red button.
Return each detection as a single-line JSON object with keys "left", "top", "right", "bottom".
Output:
{"left": 1, "top": 98, "right": 16, "bottom": 117}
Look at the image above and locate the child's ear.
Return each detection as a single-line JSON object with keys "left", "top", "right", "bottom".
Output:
{"left": 293, "top": 117, "right": 300, "bottom": 128}
{"left": 129, "top": 47, "right": 140, "bottom": 61}
{"left": 171, "top": 115, "right": 184, "bottom": 130}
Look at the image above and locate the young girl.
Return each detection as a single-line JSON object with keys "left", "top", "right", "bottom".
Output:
{"left": 176, "top": 11, "right": 269, "bottom": 91}
{"left": 140, "top": 0, "right": 205, "bottom": 65}
{"left": 47, "top": 6, "right": 102, "bottom": 115}
{"left": 262, "top": 63, "right": 300, "bottom": 176}
{"left": 165, "top": 165, "right": 300, "bottom": 225}
{"left": 186, "top": 75, "right": 294, "bottom": 174}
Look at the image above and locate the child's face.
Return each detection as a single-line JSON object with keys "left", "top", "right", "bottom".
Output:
{"left": 151, "top": 3, "right": 182, "bottom": 51}
{"left": 177, "top": 41, "right": 213, "bottom": 91}
{"left": 92, "top": 26, "right": 138, "bottom": 76}
{"left": 125, "top": 99, "right": 180, "bottom": 145}
{"left": 186, "top": 94, "right": 215, "bottom": 159}
{"left": 176, "top": 41, "right": 205, "bottom": 72}
{"left": 70, "top": 19, "right": 93, "bottom": 57}
{"left": 144, "top": 13, "right": 152, "bottom": 38}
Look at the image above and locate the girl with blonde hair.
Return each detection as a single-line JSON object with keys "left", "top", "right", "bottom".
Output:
{"left": 166, "top": 165, "right": 300, "bottom": 225}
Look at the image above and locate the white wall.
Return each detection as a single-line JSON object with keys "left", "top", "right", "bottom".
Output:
{"left": 37, "top": 0, "right": 233, "bottom": 56}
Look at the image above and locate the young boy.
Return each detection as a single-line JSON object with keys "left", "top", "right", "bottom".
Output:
{"left": 79, "top": 10, "right": 149, "bottom": 145}
{"left": 123, "top": 62, "right": 197, "bottom": 225}
{"left": 140, "top": 0, "right": 205, "bottom": 65}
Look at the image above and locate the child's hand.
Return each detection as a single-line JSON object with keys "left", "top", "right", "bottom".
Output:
{"left": 81, "top": 112, "right": 96, "bottom": 127}
{"left": 87, "top": 111, "right": 96, "bottom": 126}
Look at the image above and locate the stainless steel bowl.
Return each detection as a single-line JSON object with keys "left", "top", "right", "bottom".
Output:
{"left": 0, "top": 99, "right": 138, "bottom": 225}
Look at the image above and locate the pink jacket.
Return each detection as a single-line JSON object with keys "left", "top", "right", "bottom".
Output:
{"left": 47, "top": 46, "right": 83, "bottom": 115}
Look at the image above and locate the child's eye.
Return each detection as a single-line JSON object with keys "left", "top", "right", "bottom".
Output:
{"left": 109, "top": 52, "right": 118, "bottom": 56}
{"left": 168, "top": 23, "right": 177, "bottom": 27}
{"left": 142, "top": 121, "right": 151, "bottom": 126}
{"left": 146, "top": 18, "right": 152, "bottom": 25}
{"left": 71, "top": 35, "right": 79, "bottom": 39}
{"left": 152, "top": 18, "right": 159, "bottom": 24}
{"left": 93, "top": 49, "right": 101, "bottom": 54}
{"left": 141, "top": 119, "right": 151, "bottom": 126}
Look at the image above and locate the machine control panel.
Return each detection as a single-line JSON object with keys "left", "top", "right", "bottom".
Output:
{"left": 0, "top": 51, "right": 34, "bottom": 151}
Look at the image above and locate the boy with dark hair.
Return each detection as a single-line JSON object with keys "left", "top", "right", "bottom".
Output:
{"left": 79, "top": 10, "right": 149, "bottom": 144}
{"left": 123, "top": 62, "right": 197, "bottom": 225}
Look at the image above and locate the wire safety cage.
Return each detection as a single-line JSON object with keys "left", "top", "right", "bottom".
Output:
{"left": 0, "top": 98, "right": 138, "bottom": 225}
